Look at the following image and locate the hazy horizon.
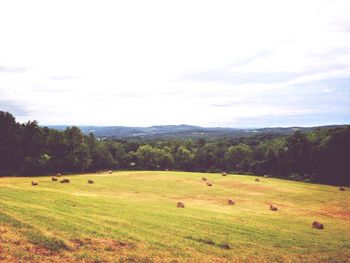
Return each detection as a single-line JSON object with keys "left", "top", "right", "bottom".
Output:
{"left": 42, "top": 123, "right": 349, "bottom": 129}
{"left": 1, "top": 0, "right": 350, "bottom": 127}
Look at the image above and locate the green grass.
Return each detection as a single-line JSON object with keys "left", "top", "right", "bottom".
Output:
{"left": 0, "top": 171, "right": 349, "bottom": 262}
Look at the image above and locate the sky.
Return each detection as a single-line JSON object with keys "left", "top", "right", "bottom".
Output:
{"left": 0, "top": 0, "right": 350, "bottom": 127}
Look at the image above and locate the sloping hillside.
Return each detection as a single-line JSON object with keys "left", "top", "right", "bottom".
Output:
{"left": 0, "top": 171, "right": 349, "bottom": 262}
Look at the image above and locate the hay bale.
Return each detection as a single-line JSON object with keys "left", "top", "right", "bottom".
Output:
{"left": 88, "top": 179, "right": 94, "bottom": 184}
{"left": 312, "top": 221, "right": 324, "bottom": 229}
{"left": 31, "top": 181, "right": 38, "bottom": 186}
{"left": 255, "top": 178, "right": 260, "bottom": 182}
{"left": 52, "top": 177, "right": 58, "bottom": 181}
{"left": 56, "top": 173, "right": 62, "bottom": 177}
{"left": 60, "top": 178, "right": 70, "bottom": 183}
{"left": 270, "top": 204, "right": 278, "bottom": 211}
{"left": 108, "top": 170, "right": 113, "bottom": 174}
{"left": 177, "top": 202, "right": 185, "bottom": 208}
{"left": 202, "top": 177, "right": 207, "bottom": 181}
{"left": 207, "top": 182, "right": 212, "bottom": 187}
{"left": 222, "top": 172, "right": 227, "bottom": 176}
{"left": 264, "top": 175, "right": 269, "bottom": 178}
{"left": 219, "top": 243, "right": 230, "bottom": 250}
{"left": 339, "top": 187, "right": 346, "bottom": 191}
{"left": 228, "top": 199, "right": 235, "bottom": 205}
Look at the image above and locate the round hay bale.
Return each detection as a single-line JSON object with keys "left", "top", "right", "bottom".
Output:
{"left": 56, "top": 173, "right": 62, "bottom": 177}
{"left": 31, "top": 181, "right": 38, "bottom": 186}
{"left": 88, "top": 179, "right": 94, "bottom": 184}
{"left": 270, "top": 204, "right": 278, "bottom": 211}
{"left": 312, "top": 221, "right": 324, "bottom": 229}
{"left": 219, "top": 243, "right": 230, "bottom": 250}
{"left": 222, "top": 172, "right": 227, "bottom": 176}
{"left": 52, "top": 177, "right": 58, "bottom": 181}
{"left": 207, "top": 182, "right": 213, "bottom": 187}
{"left": 177, "top": 202, "right": 185, "bottom": 208}
{"left": 255, "top": 178, "right": 260, "bottom": 182}
{"left": 264, "top": 175, "right": 269, "bottom": 178}
{"left": 202, "top": 177, "right": 207, "bottom": 181}
{"left": 108, "top": 170, "right": 113, "bottom": 174}
{"left": 228, "top": 199, "right": 235, "bottom": 205}
{"left": 339, "top": 187, "right": 346, "bottom": 191}
{"left": 60, "top": 178, "right": 70, "bottom": 183}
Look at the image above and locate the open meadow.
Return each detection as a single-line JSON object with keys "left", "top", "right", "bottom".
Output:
{"left": 0, "top": 171, "right": 349, "bottom": 262}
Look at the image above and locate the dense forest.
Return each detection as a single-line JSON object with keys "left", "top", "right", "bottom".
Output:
{"left": 1, "top": 111, "right": 349, "bottom": 185}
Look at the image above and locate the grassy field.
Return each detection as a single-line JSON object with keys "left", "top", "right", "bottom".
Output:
{"left": 0, "top": 171, "right": 349, "bottom": 262}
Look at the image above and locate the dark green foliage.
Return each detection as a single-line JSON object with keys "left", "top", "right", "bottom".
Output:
{"left": 316, "top": 127, "right": 350, "bottom": 185}
{"left": 0, "top": 111, "right": 24, "bottom": 174}
{"left": 0, "top": 111, "right": 349, "bottom": 185}
{"left": 174, "top": 146, "right": 194, "bottom": 170}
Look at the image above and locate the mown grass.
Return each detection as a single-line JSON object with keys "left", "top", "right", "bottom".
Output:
{"left": 0, "top": 171, "right": 349, "bottom": 262}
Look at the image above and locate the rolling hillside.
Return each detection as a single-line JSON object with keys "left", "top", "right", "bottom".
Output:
{"left": 46, "top": 125, "right": 348, "bottom": 139}
{"left": 0, "top": 171, "right": 349, "bottom": 262}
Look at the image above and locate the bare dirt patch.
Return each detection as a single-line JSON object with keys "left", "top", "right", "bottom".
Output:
{"left": 302, "top": 205, "right": 350, "bottom": 221}
{"left": 70, "top": 239, "right": 84, "bottom": 249}
{"left": 318, "top": 208, "right": 350, "bottom": 220}
{"left": 25, "top": 245, "right": 58, "bottom": 257}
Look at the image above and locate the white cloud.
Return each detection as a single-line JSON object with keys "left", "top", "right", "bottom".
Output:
{"left": 0, "top": 0, "right": 350, "bottom": 126}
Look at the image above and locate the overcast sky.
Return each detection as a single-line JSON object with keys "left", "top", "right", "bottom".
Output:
{"left": 1, "top": 0, "right": 350, "bottom": 127}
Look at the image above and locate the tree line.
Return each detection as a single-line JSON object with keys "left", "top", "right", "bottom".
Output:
{"left": 1, "top": 111, "right": 349, "bottom": 185}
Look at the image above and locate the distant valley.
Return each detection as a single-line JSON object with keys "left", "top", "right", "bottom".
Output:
{"left": 46, "top": 124, "right": 347, "bottom": 139}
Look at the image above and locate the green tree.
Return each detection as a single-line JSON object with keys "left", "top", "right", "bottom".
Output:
{"left": 174, "top": 146, "right": 194, "bottom": 170}
{"left": 135, "top": 145, "right": 160, "bottom": 169}
{"left": 0, "top": 111, "right": 23, "bottom": 174}
{"left": 196, "top": 143, "right": 219, "bottom": 171}
{"left": 158, "top": 146, "right": 174, "bottom": 169}
{"left": 286, "top": 131, "right": 312, "bottom": 176}
{"left": 224, "top": 144, "right": 252, "bottom": 171}
{"left": 63, "top": 127, "right": 92, "bottom": 172}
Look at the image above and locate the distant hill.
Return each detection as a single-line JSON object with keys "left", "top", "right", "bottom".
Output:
{"left": 45, "top": 124, "right": 348, "bottom": 139}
